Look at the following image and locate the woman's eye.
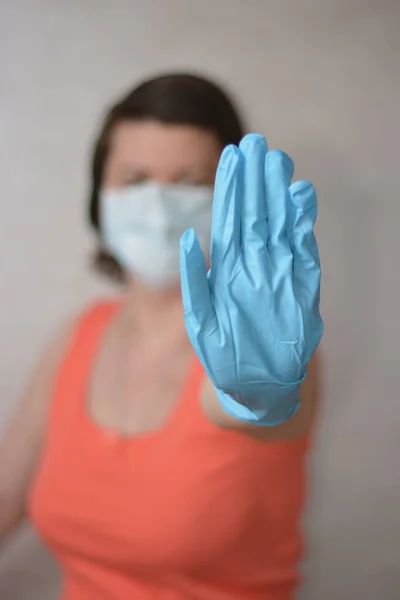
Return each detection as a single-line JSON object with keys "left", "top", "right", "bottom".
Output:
{"left": 125, "top": 176, "right": 149, "bottom": 185}
{"left": 179, "top": 177, "right": 206, "bottom": 186}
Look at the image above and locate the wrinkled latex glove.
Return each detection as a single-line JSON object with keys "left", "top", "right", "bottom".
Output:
{"left": 180, "top": 134, "right": 323, "bottom": 426}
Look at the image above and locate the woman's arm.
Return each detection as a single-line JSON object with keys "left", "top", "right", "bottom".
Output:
{"left": 0, "top": 324, "right": 72, "bottom": 549}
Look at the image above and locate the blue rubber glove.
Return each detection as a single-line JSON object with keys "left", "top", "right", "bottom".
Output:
{"left": 180, "top": 134, "right": 323, "bottom": 426}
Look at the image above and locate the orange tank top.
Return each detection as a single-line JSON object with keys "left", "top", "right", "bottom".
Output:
{"left": 29, "top": 302, "right": 310, "bottom": 600}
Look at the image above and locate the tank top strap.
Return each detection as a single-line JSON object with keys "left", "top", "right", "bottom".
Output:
{"left": 46, "top": 300, "right": 121, "bottom": 441}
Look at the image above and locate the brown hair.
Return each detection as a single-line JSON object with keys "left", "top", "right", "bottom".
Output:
{"left": 88, "top": 72, "right": 245, "bottom": 281}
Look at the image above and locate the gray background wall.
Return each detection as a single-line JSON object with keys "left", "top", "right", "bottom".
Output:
{"left": 0, "top": 1, "right": 399, "bottom": 598}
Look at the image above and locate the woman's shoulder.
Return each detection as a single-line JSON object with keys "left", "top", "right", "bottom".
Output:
{"left": 74, "top": 296, "right": 123, "bottom": 325}
{"left": 26, "top": 297, "right": 122, "bottom": 397}
{"left": 56, "top": 296, "right": 122, "bottom": 363}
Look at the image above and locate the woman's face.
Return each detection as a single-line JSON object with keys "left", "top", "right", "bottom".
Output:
{"left": 103, "top": 120, "right": 222, "bottom": 189}
{"left": 100, "top": 120, "right": 222, "bottom": 288}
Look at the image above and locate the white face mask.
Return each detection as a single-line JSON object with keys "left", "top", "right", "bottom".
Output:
{"left": 100, "top": 181, "right": 213, "bottom": 287}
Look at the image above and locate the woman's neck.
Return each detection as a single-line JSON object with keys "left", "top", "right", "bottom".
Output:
{"left": 121, "top": 277, "right": 189, "bottom": 347}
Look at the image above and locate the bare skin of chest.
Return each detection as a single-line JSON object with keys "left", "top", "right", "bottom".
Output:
{"left": 87, "top": 315, "right": 194, "bottom": 437}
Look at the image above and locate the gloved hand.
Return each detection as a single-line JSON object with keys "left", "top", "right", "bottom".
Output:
{"left": 180, "top": 133, "right": 323, "bottom": 426}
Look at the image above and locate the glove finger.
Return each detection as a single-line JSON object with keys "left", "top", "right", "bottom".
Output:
{"left": 180, "top": 228, "right": 216, "bottom": 336}
{"left": 265, "top": 150, "right": 295, "bottom": 279}
{"left": 239, "top": 134, "right": 269, "bottom": 260}
{"left": 210, "top": 145, "right": 242, "bottom": 270}
{"left": 289, "top": 180, "right": 322, "bottom": 326}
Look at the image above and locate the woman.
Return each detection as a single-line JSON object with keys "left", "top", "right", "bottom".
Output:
{"left": 0, "top": 73, "right": 322, "bottom": 599}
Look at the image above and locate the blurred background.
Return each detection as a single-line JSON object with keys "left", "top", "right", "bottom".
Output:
{"left": 0, "top": 0, "right": 399, "bottom": 598}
